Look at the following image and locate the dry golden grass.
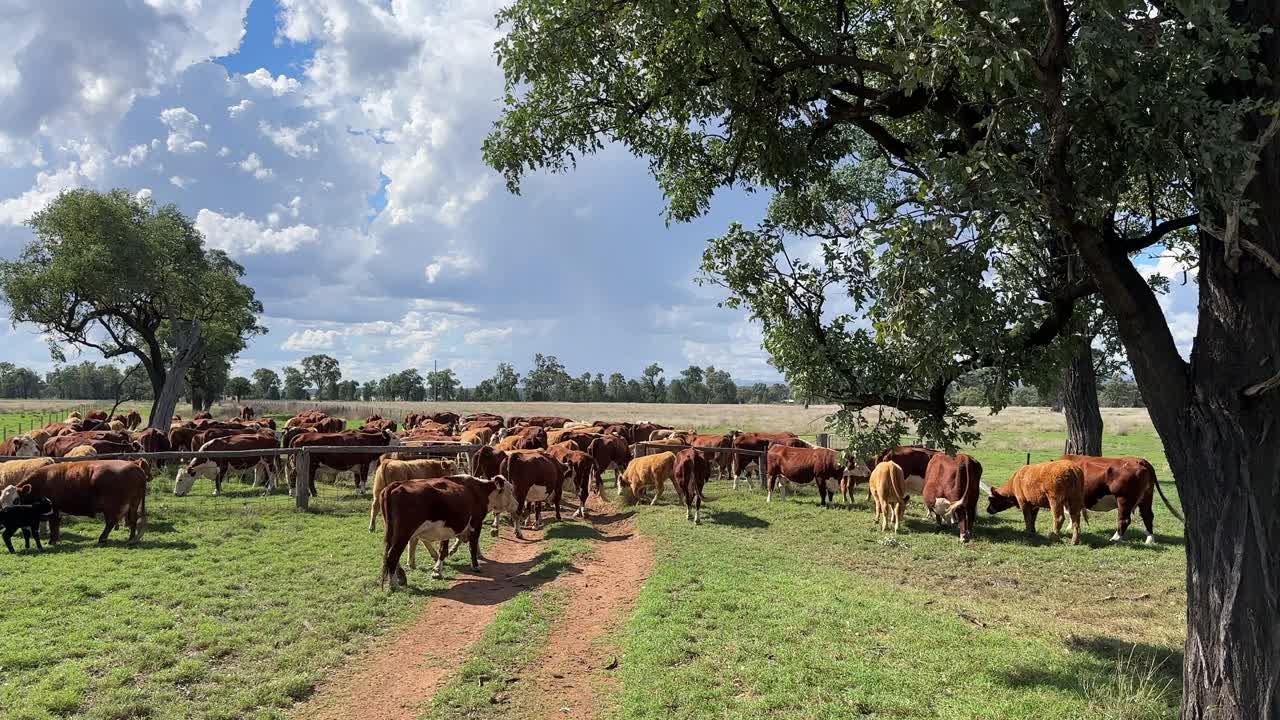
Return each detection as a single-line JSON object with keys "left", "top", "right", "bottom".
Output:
{"left": 241, "top": 399, "right": 1155, "bottom": 436}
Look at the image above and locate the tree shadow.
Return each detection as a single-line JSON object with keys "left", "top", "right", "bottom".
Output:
{"left": 400, "top": 550, "right": 581, "bottom": 605}
{"left": 711, "top": 511, "right": 770, "bottom": 529}
{"left": 992, "top": 634, "right": 1183, "bottom": 701}
{"left": 1066, "top": 634, "right": 1184, "bottom": 690}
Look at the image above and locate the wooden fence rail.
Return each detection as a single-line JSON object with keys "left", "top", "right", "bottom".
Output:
{"left": 0, "top": 443, "right": 482, "bottom": 510}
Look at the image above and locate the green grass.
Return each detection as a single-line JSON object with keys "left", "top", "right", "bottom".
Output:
{"left": 420, "top": 520, "right": 598, "bottom": 720}
{"left": 609, "top": 428, "right": 1185, "bottom": 720}
{"left": 0, "top": 467, "right": 578, "bottom": 720}
{"left": 0, "top": 409, "right": 81, "bottom": 439}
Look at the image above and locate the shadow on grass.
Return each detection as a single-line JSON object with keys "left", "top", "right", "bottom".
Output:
{"left": 711, "top": 510, "right": 770, "bottom": 529}
{"left": 401, "top": 550, "right": 581, "bottom": 605}
{"left": 994, "top": 634, "right": 1182, "bottom": 698}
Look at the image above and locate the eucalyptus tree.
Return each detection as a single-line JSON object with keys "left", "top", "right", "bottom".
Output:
{"left": 483, "top": 0, "right": 1280, "bottom": 714}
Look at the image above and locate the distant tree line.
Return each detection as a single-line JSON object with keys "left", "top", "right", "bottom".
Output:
{"left": 947, "top": 371, "right": 1144, "bottom": 409}
{"left": 0, "top": 361, "right": 154, "bottom": 402}
{"left": 216, "top": 353, "right": 794, "bottom": 405}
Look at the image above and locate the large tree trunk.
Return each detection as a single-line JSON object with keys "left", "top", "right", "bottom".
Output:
{"left": 147, "top": 320, "right": 203, "bottom": 431}
{"left": 1061, "top": 334, "right": 1103, "bottom": 455}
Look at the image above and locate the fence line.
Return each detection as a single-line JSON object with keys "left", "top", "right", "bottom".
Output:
{"left": 0, "top": 443, "right": 482, "bottom": 510}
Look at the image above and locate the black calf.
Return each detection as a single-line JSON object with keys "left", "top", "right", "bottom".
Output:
{"left": 1, "top": 493, "right": 54, "bottom": 553}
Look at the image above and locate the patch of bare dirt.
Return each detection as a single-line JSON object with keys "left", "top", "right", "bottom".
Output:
{"left": 511, "top": 500, "right": 655, "bottom": 720}
{"left": 292, "top": 524, "right": 549, "bottom": 720}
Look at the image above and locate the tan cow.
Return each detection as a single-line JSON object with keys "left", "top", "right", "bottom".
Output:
{"left": 0, "top": 458, "right": 56, "bottom": 490}
{"left": 368, "top": 458, "right": 458, "bottom": 531}
{"left": 619, "top": 452, "right": 676, "bottom": 505}
{"left": 986, "top": 460, "right": 1087, "bottom": 545}
{"left": 868, "top": 461, "right": 907, "bottom": 533}
{"left": 459, "top": 427, "right": 494, "bottom": 446}
{"left": 64, "top": 446, "right": 98, "bottom": 458}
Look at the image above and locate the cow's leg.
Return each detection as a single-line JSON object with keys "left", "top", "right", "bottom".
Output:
{"left": 1141, "top": 491, "right": 1162, "bottom": 543}
{"left": 3, "top": 527, "right": 15, "bottom": 553}
{"left": 1021, "top": 505, "right": 1039, "bottom": 537}
{"left": 513, "top": 501, "right": 527, "bottom": 540}
{"left": 30, "top": 522, "right": 43, "bottom": 551}
{"left": 432, "top": 540, "right": 448, "bottom": 579}
{"left": 214, "top": 466, "right": 227, "bottom": 496}
{"left": 574, "top": 476, "right": 588, "bottom": 518}
{"left": 468, "top": 528, "right": 482, "bottom": 570}
{"left": 1048, "top": 498, "right": 1064, "bottom": 539}
{"left": 554, "top": 485, "right": 563, "bottom": 521}
{"left": 694, "top": 487, "right": 703, "bottom": 525}
{"left": 1068, "top": 505, "right": 1082, "bottom": 545}
{"left": 126, "top": 499, "right": 141, "bottom": 544}
{"left": 491, "top": 512, "right": 501, "bottom": 537}
{"left": 650, "top": 477, "right": 663, "bottom": 506}
{"left": 98, "top": 514, "right": 119, "bottom": 544}
{"left": 49, "top": 511, "right": 61, "bottom": 544}
{"left": 892, "top": 502, "right": 902, "bottom": 533}
{"left": 1112, "top": 496, "right": 1134, "bottom": 542}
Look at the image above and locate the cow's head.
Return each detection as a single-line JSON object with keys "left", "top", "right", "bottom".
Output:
{"left": 842, "top": 456, "right": 871, "bottom": 486}
{"left": 0, "top": 484, "right": 18, "bottom": 508}
{"left": 986, "top": 486, "right": 1017, "bottom": 515}
{"left": 486, "top": 475, "right": 518, "bottom": 515}
{"left": 174, "top": 459, "right": 218, "bottom": 496}
{"left": 10, "top": 435, "right": 38, "bottom": 457}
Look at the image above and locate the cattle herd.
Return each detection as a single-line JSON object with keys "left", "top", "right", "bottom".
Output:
{"left": 0, "top": 407, "right": 1183, "bottom": 594}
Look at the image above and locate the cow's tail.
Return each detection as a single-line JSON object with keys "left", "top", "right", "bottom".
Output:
{"left": 1147, "top": 461, "right": 1185, "bottom": 524}
{"left": 369, "top": 463, "right": 386, "bottom": 532}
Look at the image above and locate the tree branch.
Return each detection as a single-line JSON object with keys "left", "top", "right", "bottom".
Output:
{"left": 1113, "top": 213, "right": 1200, "bottom": 254}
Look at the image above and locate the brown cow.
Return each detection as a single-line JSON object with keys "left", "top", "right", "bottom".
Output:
{"left": 1060, "top": 454, "right": 1181, "bottom": 544}
{"left": 174, "top": 433, "right": 281, "bottom": 495}
{"left": 380, "top": 474, "right": 518, "bottom": 586}
{"left": 673, "top": 448, "right": 710, "bottom": 524}
{"left": 687, "top": 433, "right": 733, "bottom": 481}
{"left": 765, "top": 445, "right": 846, "bottom": 506}
{"left": 471, "top": 445, "right": 506, "bottom": 479}
{"left": 587, "top": 435, "right": 631, "bottom": 495}
{"left": 922, "top": 453, "right": 983, "bottom": 542}
{"left": 240, "top": 406, "right": 255, "bottom": 420}
{"left": 546, "top": 443, "right": 595, "bottom": 518}
{"left": 731, "top": 432, "right": 801, "bottom": 488}
{"left": 193, "top": 411, "right": 213, "bottom": 420}
{"left": 23, "top": 460, "right": 149, "bottom": 544}
{"left": 86, "top": 411, "right": 108, "bottom": 422}
{"left": 134, "top": 428, "right": 172, "bottom": 466}
{"left": 869, "top": 461, "right": 906, "bottom": 533}
{"left": 44, "top": 432, "right": 136, "bottom": 458}
{"left": 987, "top": 460, "right": 1087, "bottom": 545}
{"left": 168, "top": 425, "right": 201, "bottom": 452}
{"left": 524, "top": 415, "right": 572, "bottom": 428}
{"left": 125, "top": 410, "right": 143, "bottom": 430}
{"left": 496, "top": 451, "right": 565, "bottom": 538}
{"left": 191, "top": 427, "right": 245, "bottom": 450}
{"left": 287, "top": 429, "right": 398, "bottom": 496}
{"left": 876, "top": 446, "right": 941, "bottom": 497}
{"left": 361, "top": 417, "right": 399, "bottom": 434}
{"left": 369, "top": 458, "right": 459, "bottom": 531}
{"left": 0, "top": 436, "right": 39, "bottom": 458}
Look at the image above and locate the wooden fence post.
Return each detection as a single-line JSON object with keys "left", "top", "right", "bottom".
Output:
{"left": 296, "top": 449, "right": 310, "bottom": 511}
{"left": 1026, "top": 451, "right": 1031, "bottom": 466}
{"left": 816, "top": 433, "right": 830, "bottom": 448}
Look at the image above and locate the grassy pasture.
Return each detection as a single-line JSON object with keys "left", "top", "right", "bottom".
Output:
{"left": 0, "top": 405, "right": 1184, "bottom": 719}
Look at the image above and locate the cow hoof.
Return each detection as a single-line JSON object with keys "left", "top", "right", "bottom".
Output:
{"left": 431, "top": 571, "right": 443, "bottom": 580}
{"left": 1110, "top": 532, "right": 1122, "bottom": 542}
{"left": 1144, "top": 535, "right": 1155, "bottom": 545}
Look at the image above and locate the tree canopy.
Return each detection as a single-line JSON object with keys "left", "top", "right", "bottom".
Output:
{"left": 0, "top": 189, "right": 263, "bottom": 427}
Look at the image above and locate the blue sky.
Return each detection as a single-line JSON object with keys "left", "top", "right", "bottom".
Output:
{"left": 0, "top": 1, "right": 1196, "bottom": 387}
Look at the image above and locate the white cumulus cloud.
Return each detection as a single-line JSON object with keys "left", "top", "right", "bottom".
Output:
{"left": 424, "top": 253, "right": 478, "bottom": 283}
{"left": 282, "top": 329, "right": 339, "bottom": 352}
{"left": 196, "top": 208, "right": 319, "bottom": 255}
{"left": 112, "top": 143, "right": 149, "bottom": 167}
{"left": 258, "top": 120, "right": 318, "bottom": 158}
{"left": 227, "top": 98, "right": 253, "bottom": 118}
{"left": 160, "top": 106, "right": 208, "bottom": 153}
{"left": 244, "top": 68, "right": 300, "bottom": 96}
{"left": 238, "top": 152, "right": 274, "bottom": 180}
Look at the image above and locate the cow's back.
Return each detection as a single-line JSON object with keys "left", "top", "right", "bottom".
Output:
{"left": 25, "top": 460, "right": 147, "bottom": 517}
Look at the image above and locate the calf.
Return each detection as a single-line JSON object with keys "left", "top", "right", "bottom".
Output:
{"left": 922, "top": 453, "right": 983, "bottom": 542}
{"left": 1061, "top": 454, "right": 1178, "bottom": 544}
{"left": 619, "top": 452, "right": 676, "bottom": 505}
{"left": 174, "top": 433, "right": 281, "bottom": 496}
{"left": 987, "top": 460, "right": 1087, "bottom": 545}
{"left": 380, "top": 474, "right": 517, "bottom": 586}
{"left": 497, "top": 451, "right": 566, "bottom": 537}
{"left": 764, "top": 445, "right": 844, "bottom": 506}
{"left": 22, "top": 460, "right": 149, "bottom": 544}
{"left": 546, "top": 443, "right": 595, "bottom": 518}
{"left": 673, "top": 449, "right": 709, "bottom": 524}
{"left": 688, "top": 433, "right": 733, "bottom": 481}
{"left": 0, "top": 485, "right": 54, "bottom": 553}
{"left": 369, "top": 458, "right": 458, "bottom": 530}
{"left": 869, "top": 461, "right": 907, "bottom": 533}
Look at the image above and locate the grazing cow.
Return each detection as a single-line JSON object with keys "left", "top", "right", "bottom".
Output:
{"left": 587, "top": 435, "right": 631, "bottom": 494}
{"left": 287, "top": 429, "right": 398, "bottom": 497}
{"left": 868, "top": 461, "right": 907, "bottom": 533}
{"left": 0, "top": 436, "right": 39, "bottom": 457}
{"left": 673, "top": 449, "right": 710, "bottom": 524}
{"left": 86, "top": 411, "right": 108, "bottom": 422}
{"left": 765, "top": 445, "right": 846, "bottom": 506}
{"left": 619, "top": 452, "right": 676, "bottom": 505}
{"left": 126, "top": 410, "right": 142, "bottom": 430}
{"left": 496, "top": 451, "right": 565, "bottom": 538}
{"left": 1060, "top": 454, "right": 1179, "bottom": 544}
{"left": 23, "top": 460, "right": 149, "bottom": 544}
{"left": 240, "top": 406, "right": 255, "bottom": 420}
{"left": 730, "top": 432, "right": 800, "bottom": 487}
{"left": 876, "top": 445, "right": 941, "bottom": 497}
{"left": 0, "top": 485, "right": 54, "bottom": 553}
{"left": 64, "top": 445, "right": 98, "bottom": 458}
{"left": 922, "top": 453, "right": 983, "bottom": 542}
{"left": 987, "top": 460, "right": 1087, "bottom": 545}
{"left": 368, "top": 458, "right": 458, "bottom": 530}
{"left": 174, "top": 433, "right": 281, "bottom": 496}
{"left": 380, "top": 474, "right": 518, "bottom": 587}
{"left": 545, "top": 443, "right": 595, "bottom": 518}
{"left": 0, "top": 458, "right": 56, "bottom": 491}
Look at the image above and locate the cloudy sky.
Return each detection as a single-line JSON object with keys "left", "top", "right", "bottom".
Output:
{"left": 0, "top": 0, "right": 1196, "bottom": 386}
